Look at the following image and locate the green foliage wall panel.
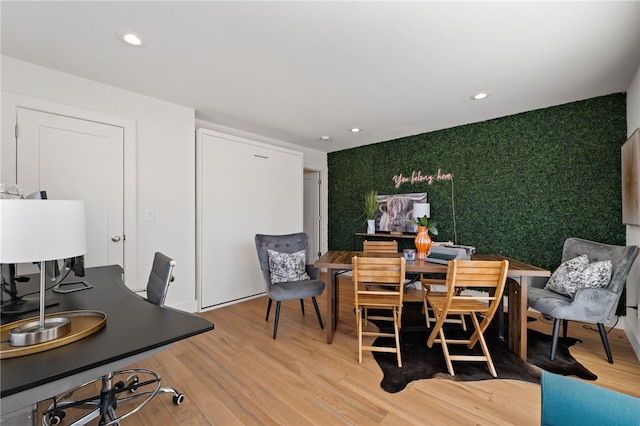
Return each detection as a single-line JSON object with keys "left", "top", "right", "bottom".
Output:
{"left": 328, "top": 94, "right": 627, "bottom": 272}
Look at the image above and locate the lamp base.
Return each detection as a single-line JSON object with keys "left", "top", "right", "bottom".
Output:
{"left": 8, "top": 317, "right": 71, "bottom": 346}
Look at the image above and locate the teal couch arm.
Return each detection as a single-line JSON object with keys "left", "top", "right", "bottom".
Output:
{"left": 541, "top": 371, "right": 640, "bottom": 425}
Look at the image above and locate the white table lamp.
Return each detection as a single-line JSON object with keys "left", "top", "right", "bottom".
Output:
{"left": 413, "top": 202, "right": 430, "bottom": 219}
{"left": 0, "top": 199, "right": 86, "bottom": 346}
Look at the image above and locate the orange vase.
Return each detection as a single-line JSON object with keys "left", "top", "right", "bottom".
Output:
{"left": 414, "top": 226, "right": 432, "bottom": 260}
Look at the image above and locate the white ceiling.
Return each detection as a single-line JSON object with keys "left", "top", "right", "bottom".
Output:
{"left": 2, "top": 1, "right": 639, "bottom": 153}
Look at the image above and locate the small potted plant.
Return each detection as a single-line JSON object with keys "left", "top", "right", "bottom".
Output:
{"left": 408, "top": 215, "right": 438, "bottom": 236}
{"left": 363, "top": 190, "right": 378, "bottom": 234}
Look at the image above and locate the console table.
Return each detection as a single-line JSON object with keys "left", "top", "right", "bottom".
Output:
{"left": 1, "top": 265, "right": 214, "bottom": 425}
{"left": 352, "top": 233, "right": 455, "bottom": 250}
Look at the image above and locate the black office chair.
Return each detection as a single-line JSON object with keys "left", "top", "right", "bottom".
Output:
{"left": 42, "top": 252, "right": 183, "bottom": 426}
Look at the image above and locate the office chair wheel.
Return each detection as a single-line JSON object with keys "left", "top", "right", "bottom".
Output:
{"left": 46, "top": 410, "right": 65, "bottom": 426}
{"left": 128, "top": 376, "right": 140, "bottom": 392}
{"left": 173, "top": 393, "right": 185, "bottom": 405}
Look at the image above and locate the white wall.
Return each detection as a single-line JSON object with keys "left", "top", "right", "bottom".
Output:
{"left": 0, "top": 57, "right": 330, "bottom": 312}
{"left": 1, "top": 56, "right": 198, "bottom": 311}
{"left": 195, "top": 119, "right": 329, "bottom": 255}
{"left": 625, "top": 62, "right": 640, "bottom": 359}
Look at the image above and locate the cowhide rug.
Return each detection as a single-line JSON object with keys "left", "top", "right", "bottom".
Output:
{"left": 370, "top": 302, "right": 596, "bottom": 393}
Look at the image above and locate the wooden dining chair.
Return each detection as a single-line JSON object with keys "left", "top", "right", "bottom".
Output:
{"left": 362, "top": 240, "right": 401, "bottom": 320}
{"left": 421, "top": 277, "right": 467, "bottom": 331}
{"left": 352, "top": 256, "right": 406, "bottom": 367}
{"left": 362, "top": 240, "right": 398, "bottom": 253}
{"left": 426, "top": 259, "right": 509, "bottom": 377}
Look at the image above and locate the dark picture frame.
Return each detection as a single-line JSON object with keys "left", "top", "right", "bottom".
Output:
{"left": 375, "top": 192, "right": 428, "bottom": 233}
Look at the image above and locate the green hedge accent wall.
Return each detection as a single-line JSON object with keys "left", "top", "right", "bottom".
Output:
{"left": 328, "top": 94, "right": 627, "bottom": 274}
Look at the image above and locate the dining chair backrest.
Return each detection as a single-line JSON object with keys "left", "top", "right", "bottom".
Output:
{"left": 352, "top": 255, "right": 406, "bottom": 366}
{"left": 440, "top": 259, "right": 509, "bottom": 318}
{"left": 363, "top": 240, "right": 398, "bottom": 254}
{"left": 353, "top": 256, "right": 406, "bottom": 304}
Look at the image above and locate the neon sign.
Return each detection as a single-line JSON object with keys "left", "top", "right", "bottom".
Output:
{"left": 392, "top": 169, "right": 453, "bottom": 189}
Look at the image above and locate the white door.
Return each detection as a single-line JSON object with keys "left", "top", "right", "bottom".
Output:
{"left": 197, "top": 131, "right": 303, "bottom": 309}
{"left": 16, "top": 108, "right": 124, "bottom": 268}
{"left": 304, "top": 171, "right": 321, "bottom": 262}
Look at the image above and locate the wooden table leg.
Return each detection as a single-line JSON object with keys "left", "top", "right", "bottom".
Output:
{"left": 508, "top": 276, "right": 528, "bottom": 360}
{"left": 488, "top": 286, "right": 505, "bottom": 340}
{"left": 326, "top": 268, "right": 336, "bottom": 343}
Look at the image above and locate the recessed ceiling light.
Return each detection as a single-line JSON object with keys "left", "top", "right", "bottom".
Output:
{"left": 320, "top": 135, "right": 331, "bottom": 141}
{"left": 472, "top": 92, "right": 490, "bottom": 100}
{"left": 115, "top": 29, "right": 146, "bottom": 47}
{"left": 123, "top": 34, "right": 142, "bottom": 46}
{"left": 350, "top": 128, "right": 361, "bottom": 133}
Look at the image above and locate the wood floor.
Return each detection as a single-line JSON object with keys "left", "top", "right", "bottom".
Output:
{"left": 51, "top": 276, "right": 640, "bottom": 425}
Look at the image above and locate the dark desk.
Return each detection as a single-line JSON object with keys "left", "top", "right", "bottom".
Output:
{"left": 314, "top": 251, "right": 550, "bottom": 360}
{"left": 1, "top": 265, "right": 213, "bottom": 424}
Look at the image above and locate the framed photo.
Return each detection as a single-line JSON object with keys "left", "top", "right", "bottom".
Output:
{"left": 622, "top": 128, "right": 640, "bottom": 225}
{"left": 375, "top": 192, "right": 427, "bottom": 233}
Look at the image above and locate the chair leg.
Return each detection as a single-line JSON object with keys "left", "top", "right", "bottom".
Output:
{"left": 421, "top": 284, "right": 431, "bottom": 328}
{"left": 311, "top": 297, "right": 324, "bottom": 329}
{"left": 300, "top": 299, "right": 305, "bottom": 315}
{"left": 439, "top": 326, "right": 454, "bottom": 376}
{"left": 562, "top": 319, "right": 568, "bottom": 337}
{"left": 273, "top": 301, "right": 281, "bottom": 339}
{"left": 469, "top": 312, "right": 497, "bottom": 377}
{"left": 597, "top": 323, "right": 614, "bottom": 364}
{"left": 393, "top": 309, "right": 402, "bottom": 368}
{"left": 266, "top": 298, "right": 273, "bottom": 321}
{"left": 356, "top": 307, "right": 363, "bottom": 364}
{"left": 550, "top": 318, "right": 561, "bottom": 360}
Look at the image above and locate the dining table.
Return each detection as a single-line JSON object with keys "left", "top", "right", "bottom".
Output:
{"left": 313, "top": 250, "right": 550, "bottom": 361}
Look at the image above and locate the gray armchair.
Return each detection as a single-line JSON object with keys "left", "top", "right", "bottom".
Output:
{"left": 255, "top": 233, "right": 325, "bottom": 339}
{"left": 528, "top": 238, "right": 639, "bottom": 363}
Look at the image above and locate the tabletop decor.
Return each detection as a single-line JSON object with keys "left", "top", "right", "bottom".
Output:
{"left": 409, "top": 215, "right": 438, "bottom": 259}
{"left": 363, "top": 190, "right": 378, "bottom": 234}
{"left": 0, "top": 199, "right": 89, "bottom": 348}
{"left": 0, "top": 310, "right": 106, "bottom": 359}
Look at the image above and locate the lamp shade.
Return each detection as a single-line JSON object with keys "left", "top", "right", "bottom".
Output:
{"left": 412, "top": 202, "right": 430, "bottom": 219}
{"left": 0, "top": 199, "right": 87, "bottom": 263}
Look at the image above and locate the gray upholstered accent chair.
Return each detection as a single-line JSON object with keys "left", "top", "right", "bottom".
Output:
{"left": 528, "top": 238, "right": 639, "bottom": 363}
{"left": 255, "top": 233, "right": 325, "bottom": 339}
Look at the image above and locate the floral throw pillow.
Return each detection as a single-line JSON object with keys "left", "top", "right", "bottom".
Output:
{"left": 267, "top": 249, "right": 310, "bottom": 284}
{"left": 544, "top": 254, "right": 612, "bottom": 297}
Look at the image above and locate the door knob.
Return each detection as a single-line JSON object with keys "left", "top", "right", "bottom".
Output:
{"left": 111, "top": 236, "right": 121, "bottom": 242}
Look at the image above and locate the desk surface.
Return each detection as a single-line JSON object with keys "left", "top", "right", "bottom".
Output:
{"left": 1, "top": 265, "right": 214, "bottom": 399}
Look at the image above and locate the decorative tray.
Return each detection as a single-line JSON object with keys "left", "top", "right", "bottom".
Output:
{"left": 1, "top": 310, "right": 107, "bottom": 359}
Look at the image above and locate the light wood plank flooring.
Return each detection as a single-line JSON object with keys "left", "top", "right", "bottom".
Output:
{"left": 48, "top": 276, "right": 640, "bottom": 425}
